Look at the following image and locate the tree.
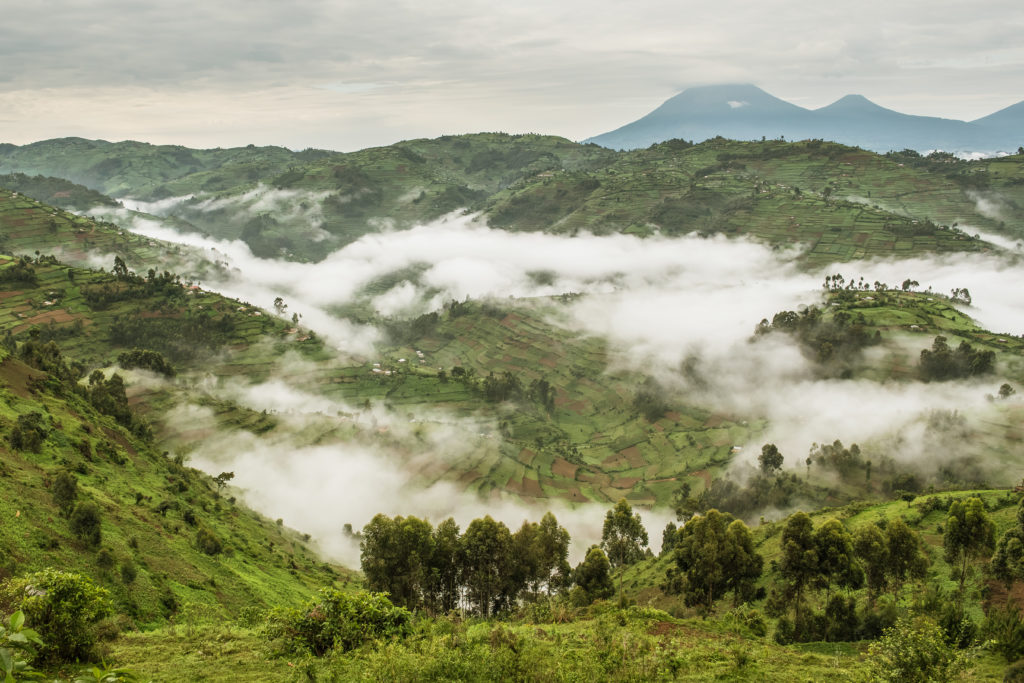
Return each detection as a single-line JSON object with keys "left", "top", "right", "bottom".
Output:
{"left": 779, "top": 512, "right": 818, "bottom": 617}
{"left": 534, "top": 512, "right": 571, "bottom": 595}
{"left": 213, "top": 471, "right": 235, "bottom": 492}
{"left": 51, "top": 470, "right": 78, "bottom": 518}
{"left": 758, "top": 443, "right": 784, "bottom": 475}
{"left": 509, "top": 521, "right": 542, "bottom": 603}
{"left": 273, "top": 296, "right": 288, "bottom": 316}
{"left": 813, "top": 519, "right": 862, "bottom": 600}
{"left": 944, "top": 497, "right": 995, "bottom": 597}
{"left": 461, "top": 516, "right": 512, "bottom": 616}
{"left": 360, "top": 514, "right": 434, "bottom": 610}
{"left": 425, "top": 517, "right": 462, "bottom": 614}
{"left": 854, "top": 523, "right": 889, "bottom": 602}
{"left": 999, "top": 383, "right": 1016, "bottom": 400}
{"left": 672, "top": 509, "right": 763, "bottom": 611}
{"left": 993, "top": 498, "right": 1024, "bottom": 586}
{"left": 69, "top": 501, "right": 102, "bottom": 548}
{"left": 886, "top": 517, "right": 930, "bottom": 595}
{"left": 601, "top": 499, "right": 649, "bottom": 604}
{"left": 572, "top": 546, "right": 615, "bottom": 604}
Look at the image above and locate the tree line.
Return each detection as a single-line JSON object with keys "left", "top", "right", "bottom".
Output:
{"left": 359, "top": 500, "right": 652, "bottom": 617}
{"left": 360, "top": 492, "right": 1018, "bottom": 652}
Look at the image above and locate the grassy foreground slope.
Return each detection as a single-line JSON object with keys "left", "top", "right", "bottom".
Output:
{"left": 103, "top": 490, "right": 1024, "bottom": 681}
{"left": 0, "top": 339, "right": 342, "bottom": 629}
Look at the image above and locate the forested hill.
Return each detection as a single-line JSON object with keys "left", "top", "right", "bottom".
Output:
{"left": 1, "top": 135, "right": 1021, "bottom": 263}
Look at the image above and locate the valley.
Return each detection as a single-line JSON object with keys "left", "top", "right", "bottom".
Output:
{"left": 2, "top": 134, "right": 1024, "bottom": 681}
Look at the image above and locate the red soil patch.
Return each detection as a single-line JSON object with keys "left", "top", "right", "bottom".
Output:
{"left": 457, "top": 470, "right": 483, "bottom": 486}
{"left": 601, "top": 453, "right": 626, "bottom": 469}
{"left": 499, "top": 314, "right": 521, "bottom": 328}
{"left": 520, "top": 477, "right": 544, "bottom": 498}
{"left": 611, "top": 477, "right": 640, "bottom": 489}
{"left": 0, "top": 290, "right": 24, "bottom": 300}
{"left": 551, "top": 457, "right": 578, "bottom": 479}
{"left": 577, "top": 471, "right": 611, "bottom": 487}
{"left": 704, "top": 415, "right": 724, "bottom": 428}
{"left": 538, "top": 356, "right": 558, "bottom": 368}
{"left": 565, "top": 488, "right": 589, "bottom": 502}
{"left": 566, "top": 400, "right": 588, "bottom": 414}
{"left": 619, "top": 446, "right": 646, "bottom": 468}
{"left": 517, "top": 448, "right": 537, "bottom": 466}
{"left": 690, "top": 469, "right": 712, "bottom": 490}
{"left": 648, "top": 621, "right": 679, "bottom": 637}
{"left": 23, "top": 309, "right": 76, "bottom": 325}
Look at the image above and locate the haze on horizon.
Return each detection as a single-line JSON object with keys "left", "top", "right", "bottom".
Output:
{"left": 0, "top": 0, "right": 1021, "bottom": 152}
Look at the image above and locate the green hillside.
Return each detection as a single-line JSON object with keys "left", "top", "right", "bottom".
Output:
{"left": 483, "top": 139, "right": 1016, "bottom": 267}
{"left": 4, "top": 135, "right": 1020, "bottom": 264}
{"left": 2, "top": 153, "right": 1024, "bottom": 680}
{"left": 0, "top": 339, "right": 344, "bottom": 630}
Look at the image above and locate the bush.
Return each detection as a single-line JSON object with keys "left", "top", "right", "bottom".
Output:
{"left": 195, "top": 528, "right": 222, "bottom": 555}
{"left": 10, "top": 412, "right": 48, "bottom": 452}
{"left": 51, "top": 470, "right": 78, "bottom": 517}
{"left": 265, "top": 589, "right": 412, "bottom": 656}
{"left": 120, "top": 561, "right": 137, "bottom": 585}
{"left": 69, "top": 501, "right": 102, "bottom": 547}
{"left": 986, "top": 606, "right": 1024, "bottom": 663}
{"left": 867, "top": 616, "right": 967, "bottom": 682}
{"left": 96, "top": 547, "right": 116, "bottom": 570}
{"left": 0, "top": 569, "right": 112, "bottom": 664}
{"left": 1006, "top": 658, "right": 1024, "bottom": 682}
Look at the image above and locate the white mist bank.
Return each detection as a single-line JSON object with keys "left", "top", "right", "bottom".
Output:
{"left": 171, "top": 390, "right": 672, "bottom": 566}
{"left": 96, "top": 209, "right": 1024, "bottom": 565}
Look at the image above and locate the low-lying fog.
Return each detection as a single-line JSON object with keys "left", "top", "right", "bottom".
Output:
{"left": 97, "top": 208, "right": 1024, "bottom": 564}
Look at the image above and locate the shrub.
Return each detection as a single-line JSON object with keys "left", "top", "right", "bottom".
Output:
{"left": 69, "top": 501, "right": 103, "bottom": 547}
{"left": 96, "top": 547, "right": 116, "bottom": 570}
{"left": 51, "top": 470, "right": 78, "bottom": 517}
{"left": 120, "top": 561, "right": 137, "bottom": 585}
{"left": 0, "top": 569, "right": 112, "bottom": 664}
{"left": 195, "top": 528, "right": 222, "bottom": 555}
{"left": 986, "top": 606, "right": 1024, "bottom": 663}
{"left": 265, "top": 589, "right": 413, "bottom": 656}
{"left": 10, "top": 412, "right": 48, "bottom": 452}
{"left": 867, "top": 616, "right": 967, "bottom": 682}
{"left": 1006, "top": 658, "right": 1024, "bottom": 682}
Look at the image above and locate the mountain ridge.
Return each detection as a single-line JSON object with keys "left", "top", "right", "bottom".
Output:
{"left": 585, "top": 84, "right": 1023, "bottom": 154}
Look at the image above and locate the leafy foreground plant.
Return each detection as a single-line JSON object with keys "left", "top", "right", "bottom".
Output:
{"left": 0, "top": 570, "right": 111, "bottom": 667}
{"left": 264, "top": 589, "right": 412, "bottom": 656}
{"left": 867, "top": 616, "right": 969, "bottom": 682}
{"left": 0, "top": 610, "right": 43, "bottom": 683}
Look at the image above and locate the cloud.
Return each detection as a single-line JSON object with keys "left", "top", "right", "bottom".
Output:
{"left": 171, "top": 378, "right": 672, "bottom": 565}
{"left": 1, "top": 1, "right": 1022, "bottom": 149}
{"left": 99, "top": 209, "right": 1024, "bottom": 562}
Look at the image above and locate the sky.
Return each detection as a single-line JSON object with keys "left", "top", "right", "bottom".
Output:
{"left": 2, "top": 1, "right": 1021, "bottom": 152}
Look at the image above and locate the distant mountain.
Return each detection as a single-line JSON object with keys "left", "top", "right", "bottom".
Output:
{"left": 585, "top": 85, "right": 1023, "bottom": 154}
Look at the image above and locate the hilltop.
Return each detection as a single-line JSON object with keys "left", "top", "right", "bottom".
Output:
{"left": 2, "top": 134, "right": 1021, "bottom": 264}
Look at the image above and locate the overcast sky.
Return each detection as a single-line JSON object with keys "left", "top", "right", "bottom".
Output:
{"left": 1, "top": 0, "right": 1021, "bottom": 151}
